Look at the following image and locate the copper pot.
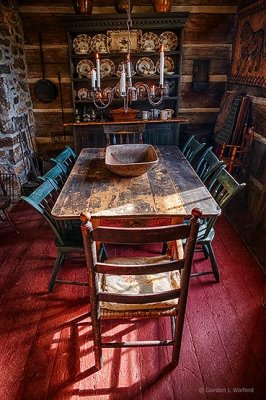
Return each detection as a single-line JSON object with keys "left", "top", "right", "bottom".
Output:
{"left": 73, "top": 0, "right": 94, "bottom": 14}
{"left": 153, "top": 0, "right": 173, "bottom": 13}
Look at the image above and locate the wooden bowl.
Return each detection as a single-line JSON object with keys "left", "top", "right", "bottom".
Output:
{"left": 105, "top": 144, "right": 158, "bottom": 177}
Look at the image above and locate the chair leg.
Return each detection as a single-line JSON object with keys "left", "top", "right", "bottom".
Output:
{"left": 206, "top": 242, "right": 220, "bottom": 282}
{"left": 202, "top": 243, "right": 209, "bottom": 259}
{"left": 90, "top": 308, "right": 102, "bottom": 370}
{"left": 48, "top": 251, "right": 66, "bottom": 292}
{"left": 171, "top": 314, "right": 182, "bottom": 367}
{"left": 3, "top": 210, "right": 20, "bottom": 233}
{"left": 162, "top": 242, "right": 168, "bottom": 255}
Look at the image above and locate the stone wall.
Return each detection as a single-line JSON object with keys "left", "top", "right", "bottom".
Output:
{"left": 0, "top": 1, "right": 36, "bottom": 199}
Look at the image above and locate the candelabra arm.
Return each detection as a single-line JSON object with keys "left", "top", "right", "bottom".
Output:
{"left": 142, "top": 83, "right": 165, "bottom": 107}
{"left": 90, "top": 88, "right": 116, "bottom": 110}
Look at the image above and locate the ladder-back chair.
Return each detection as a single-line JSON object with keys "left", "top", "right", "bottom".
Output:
{"left": 80, "top": 209, "right": 201, "bottom": 370}
{"left": 103, "top": 124, "right": 145, "bottom": 146}
{"left": 22, "top": 180, "right": 85, "bottom": 292}
{"left": 218, "top": 124, "right": 254, "bottom": 179}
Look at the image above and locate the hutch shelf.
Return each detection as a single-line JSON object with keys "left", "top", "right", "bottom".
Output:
{"left": 64, "top": 12, "right": 188, "bottom": 152}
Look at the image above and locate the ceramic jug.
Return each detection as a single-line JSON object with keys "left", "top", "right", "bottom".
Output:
{"left": 73, "top": 0, "right": 94, "bottom": 14}
{"left": 153, "top": 0, "right": 173, "bottom": 13}
{"left": 165, "top": 108, "right": 174, "bottom": 119}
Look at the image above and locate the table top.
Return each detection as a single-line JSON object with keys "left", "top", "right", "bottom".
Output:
{"left": 51, "top": 146, "right": 221, "bottom": 220}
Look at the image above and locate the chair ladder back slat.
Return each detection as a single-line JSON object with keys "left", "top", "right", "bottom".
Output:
{"left": 96, "top": 259, "right": 184, "bottom": 275}
{"left": 92, "top": 224, "right": 191, "bottom": 244}
{"left": 99, "top": 289, "right": 181, "bottom": 304}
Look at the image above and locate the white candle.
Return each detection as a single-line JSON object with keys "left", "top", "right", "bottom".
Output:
{"left": 96, "top": 53, "right": 101, "bottom": 89}
{"left": 159, "top": 45, "right": 164, "bottom": 86}
{"left": 91, "top": 68, "right": 96, "bottom": 89}
{"left": 151, "top": 85, "right": 155, "bottom": 96}
{"left": 127, "top": 55, "right": 132, "bottom": 79}
{"left": 120, "top": 64, "right": 126, "bottom": 96}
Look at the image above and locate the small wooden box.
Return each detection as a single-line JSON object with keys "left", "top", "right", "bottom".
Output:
{"left": 110, "top": 107, "right": 140, "bottom": 121}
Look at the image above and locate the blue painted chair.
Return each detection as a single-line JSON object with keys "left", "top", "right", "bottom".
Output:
{"left": 38, "top": 163, "right": 68, "bottom": 189}
{"left": 21, "top": 180, "right": 85, "bottom": 292}
{"left": 50, "top": 146, "right": 77, "bottom": 173}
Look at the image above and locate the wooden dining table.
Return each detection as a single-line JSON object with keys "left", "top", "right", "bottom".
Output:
{"left": 51, "top": 146, "right": 221, "bottom": 224}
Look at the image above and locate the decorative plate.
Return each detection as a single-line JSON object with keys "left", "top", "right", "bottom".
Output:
{"left": 77, "top": 87, "right": 89, "bottom": 100}
{"left": 133, "top": 82, "right": 147, "bottom": 98}
{"left": 136, "top": 57, "right": 156, "bottom": 76}
{"left": 73, "top": 34, "right": 91, "bottom": 54}
{"left": 100, "top": 59, "right": 115, "bottom": 78}
{"left": 159, "top": 32, "right": 178, "bottom": 51}
{"left": 107, "top": 30, "right": 142, "bottom": 53}
{"left": 91, "top": 34, "right": 108, "bottom": 53}
{"left": 141, "top": 32, "right": 159, "bottom": 52}
{"left": 115, "top": 61, "right": 135, "bottom": 78}
{"left": 156, "top": 56, "right": 175, "bottom": 74}
{"left": 76, "top": 59, "right": 94, "bottom": 78}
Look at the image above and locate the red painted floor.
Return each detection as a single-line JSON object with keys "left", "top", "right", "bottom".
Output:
{"left": 0, "top": 203, "right": 265, "bottom": 400}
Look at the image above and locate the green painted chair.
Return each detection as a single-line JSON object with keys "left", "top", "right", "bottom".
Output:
{"left": 50, "top": 146, "right": 77, "bottom": 173}
{"left": 21, "top": 180, "right": 85, "bottom": 292}
{"left": 192, "top": 167, "right": 246, "bottom": 282}
{"left": 181, "top": 135, "right": 206, "bottom": 165}
{"left": 38, "top": 163, "right": 68, "bottom": 189}
{"left": 194, "top": 147, "right": 225, "bottom": 184}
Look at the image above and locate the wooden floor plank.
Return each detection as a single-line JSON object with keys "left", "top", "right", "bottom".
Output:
{"left": 191, "top": 217, "right": 266, "bottom": 399}
{"left": 0, "top": 216, "right": 53, "bottom": 399}
{"left": 0, "top": 205, "right": 265, "bottom": 400}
